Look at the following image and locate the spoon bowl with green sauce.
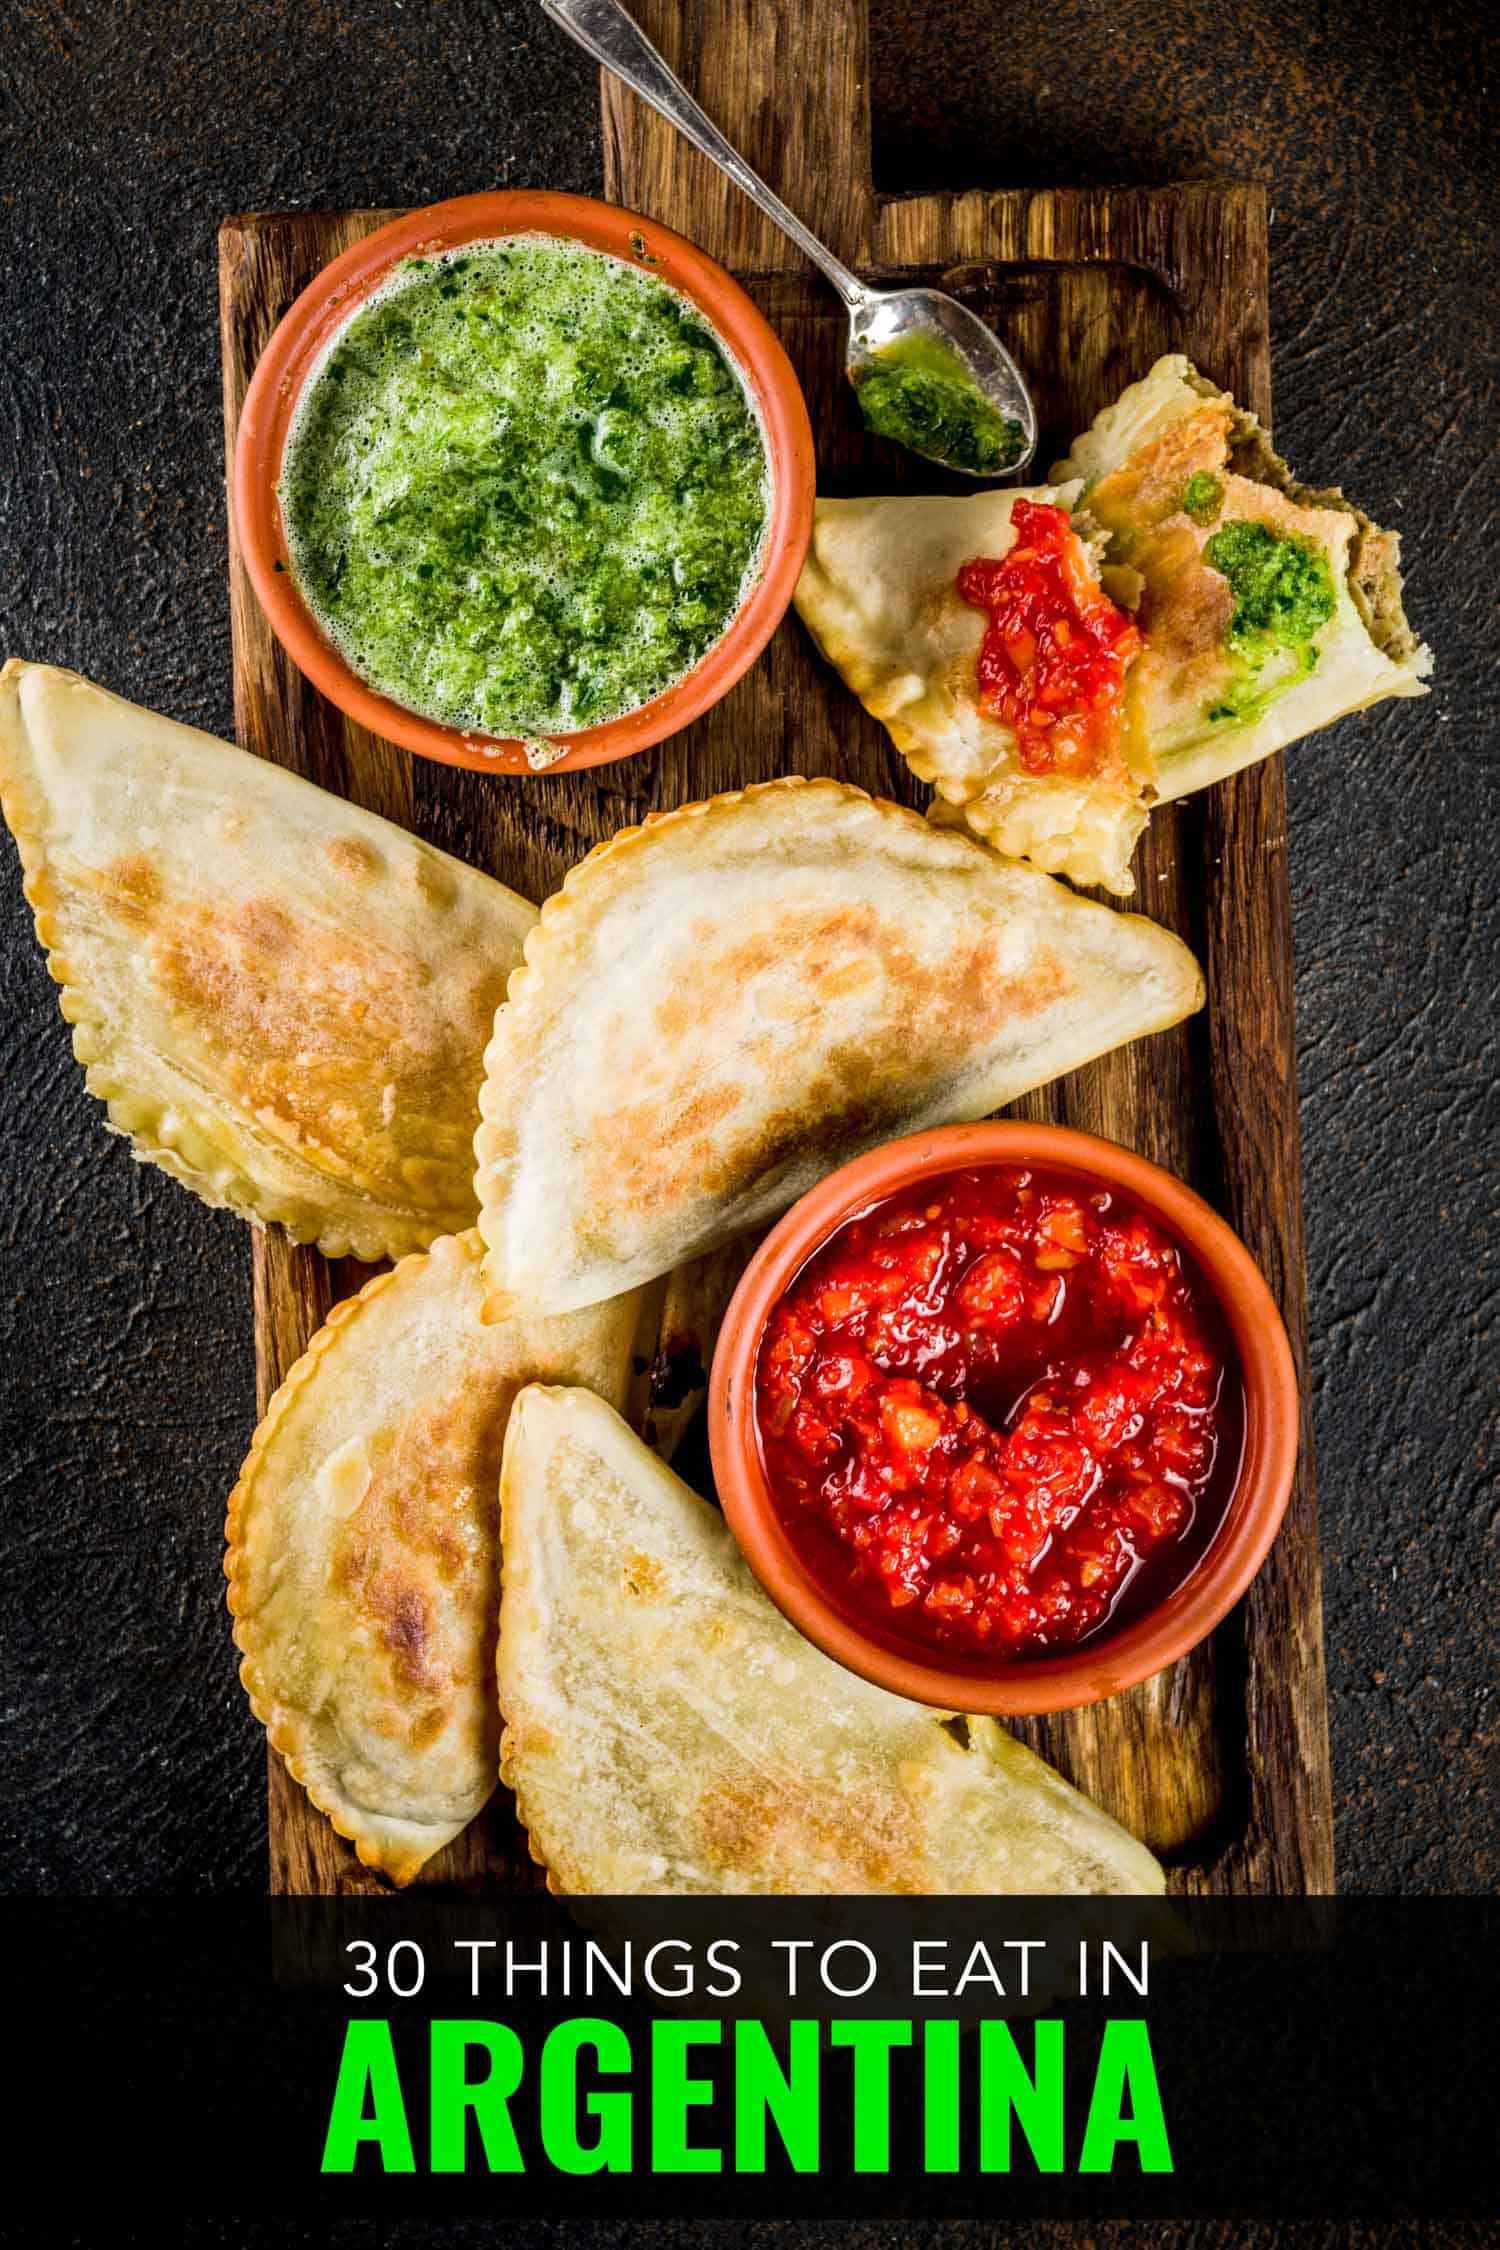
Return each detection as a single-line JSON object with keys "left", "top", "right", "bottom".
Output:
{"left": 235, "top": 190, "right": 814, "bottom": 774}
{"left": 846, "top": 304, "right": 1033, "bottom": 478}
{"left": 542, "top": 0, "right": 1038, "bottom": 479}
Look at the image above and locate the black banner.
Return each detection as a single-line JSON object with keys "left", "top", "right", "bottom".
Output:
{"left": 17, "top": 1895, "right": 1495, "bottom": 2219}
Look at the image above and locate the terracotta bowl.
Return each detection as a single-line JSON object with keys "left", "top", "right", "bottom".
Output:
{"left": 709, "top": 1122, "right": 1299, "bottom": 1716}
{"left": 232, "top": 190, "right": 815, "bottom": 775}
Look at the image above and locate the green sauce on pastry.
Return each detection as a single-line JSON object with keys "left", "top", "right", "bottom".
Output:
{"left": 1203, "top": 518, "right": 1336, "bottom": 725}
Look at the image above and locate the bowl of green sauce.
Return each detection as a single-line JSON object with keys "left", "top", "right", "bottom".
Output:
{"left": 234, "top": 191, "right": 814, "bottom": 774}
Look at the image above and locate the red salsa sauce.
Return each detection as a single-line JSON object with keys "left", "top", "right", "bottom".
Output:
{"left": 754, "top": 1165, "right": 1242, "bottom": 1662}
{"left": 957, "top": 499, "right": 1141, "bottom": 777}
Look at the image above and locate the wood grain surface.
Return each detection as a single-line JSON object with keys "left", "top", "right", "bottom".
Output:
{"left": 218, "top": 0, "right": 1333, "bottom": 1897}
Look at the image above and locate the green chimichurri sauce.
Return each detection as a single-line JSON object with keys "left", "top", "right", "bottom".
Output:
{"left": 853, "top": 333, "right": 1023, "bottom": 476}
{"left": 1202, "top": 517, "right": 1337, "bottom": 724}
{"left": 279, "top": 236, "right": 770, "bottom": 742}
{"left": 1181, "top": 470, "right": 1223, "bottom": 525}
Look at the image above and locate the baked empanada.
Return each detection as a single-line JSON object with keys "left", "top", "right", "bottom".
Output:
{"left": 474, "top": 778, "right": 1203, "bottom": 1319}
{"left": 1050, "top": 353, "right": 1431, "bottom": 804}
{"left": 793, "top": 483, "right": 1159, "bottom": 895}
{"left": 0, "top": 660, "right": 536, "bottom": 1260}
{"left": 497, "top": 1385, "right": 1166, "bottom": 1895}
{"left": 224, "top": 1231, "right": 653, "bottom": 1885}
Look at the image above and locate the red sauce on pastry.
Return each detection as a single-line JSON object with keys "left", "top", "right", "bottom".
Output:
{"left": 957, "top": 499, "right": 1141, "bottom": 777}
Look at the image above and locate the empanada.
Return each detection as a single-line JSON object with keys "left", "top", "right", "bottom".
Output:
{"left": 224, "top": 1232, "right": 651, "bottom": 1885}
{"left": 497, "top": 1385, "right": 1166, "bottom": 1895}
{"left": 1050, "top": 353, "right": 1431, "bottom": 804}
{"left": 474, "top": 778, "right": 1203, "bottom": 1319}
{"left": 0, "top": 660, "right": 536, "bottom": 1260}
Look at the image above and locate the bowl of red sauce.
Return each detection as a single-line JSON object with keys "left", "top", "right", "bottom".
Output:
{"left": 709, "top": 1123, "right": 1298, "bottom": 1715}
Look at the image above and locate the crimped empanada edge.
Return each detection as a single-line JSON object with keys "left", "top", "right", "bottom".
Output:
{"left": 496, "top": 1730, "right": 569, "bottom": 1897}
{"left": 932, "top": 787, "right": 1145, "bottom": 898}
{"left": 494, "top": 1388, "right": 582, "bottom": 1898}
{"left": 224, "top": 1231, "right": 488, "bottom": 1888}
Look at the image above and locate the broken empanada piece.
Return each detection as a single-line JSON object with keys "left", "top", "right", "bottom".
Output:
{"left": 1050, "top": 352, "right": 1432, "bottom": 804}
{"left": 474, "top": 777, "right": 1203, "bottom": 1319}
{"left": 0, "top": 660, "right": 536, "bottom": 1259}
{"left": 498, "top": 1386, "right": 1166, "bottom": 1895}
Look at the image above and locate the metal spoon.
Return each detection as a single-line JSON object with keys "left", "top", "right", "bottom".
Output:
{"left": 539, "top": 0, "right": 1038, "bottom": 477}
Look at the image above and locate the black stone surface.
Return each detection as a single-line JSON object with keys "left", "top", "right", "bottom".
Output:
{"left": 1, "top": 0, "right": 1494, "bottom": 1898}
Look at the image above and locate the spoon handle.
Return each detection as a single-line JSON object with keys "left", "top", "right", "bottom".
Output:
{"left": 540, "top": 0, "right": 869, "bottom": 310}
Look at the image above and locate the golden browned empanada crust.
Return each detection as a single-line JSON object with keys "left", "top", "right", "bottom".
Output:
{"left": 497, "top": 1386, "right": 1167, "bottom": 1896}
{"left": 1086, "top": 396, "right": 1234, "bottom": 527}
{"left": 0, "top": 661, "right": 537, "bottom": 1259}
{"left": 474, "top": 777, "right": 1203, "bottom": 1321}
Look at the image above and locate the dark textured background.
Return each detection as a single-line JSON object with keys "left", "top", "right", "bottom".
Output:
{"left": 1, "top": 0, "right": 1495, "bottom": 1898}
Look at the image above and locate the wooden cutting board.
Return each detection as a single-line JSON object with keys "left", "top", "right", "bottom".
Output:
{"left": 218, "top": 0, "right": 1333, "bottom": 1896}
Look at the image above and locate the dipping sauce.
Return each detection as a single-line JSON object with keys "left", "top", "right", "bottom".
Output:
{"left": 957, "top": 499, "right": 1141, "bottom": 776}
{"left": 754, "top": 1165, "right": 1241, "bottom": 1661}
{"left": 854, "top": 332, "right": 1024, "bottom": 476}
{"left": 278, "top": 235, "right": 770, "bottom": 747}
